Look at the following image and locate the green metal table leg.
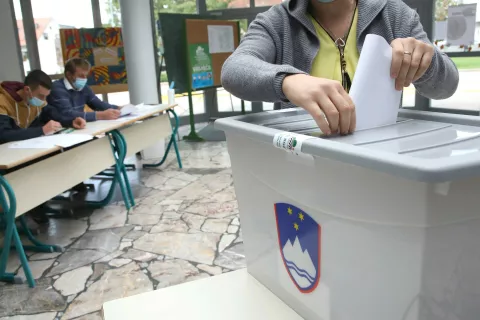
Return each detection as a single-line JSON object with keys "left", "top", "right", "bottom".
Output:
{"left": 108, "top": 131, "right": 134, "bottom": 210}
{"left": 0, "top": 175, "right": 35, "bottom": 287}
{"left": 84, "top": 173, "right": 119, "bottom": 208}
{"left": 17, "top": 216, "right": 63, "bottom": 253}
{"left": 111, "top": 131, "right": 135, "bottom": 207}
{"left": 143, "top": 109, "right": 183, "bottom": 169}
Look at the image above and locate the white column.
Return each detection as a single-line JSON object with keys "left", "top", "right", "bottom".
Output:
{"left": 120, "top": 0, "right": 158, "bottom": 105}
{"left": 120, "top": 0, "right": 165, "bottom": 159}
{"left": 0, "top": 0, "right": 24, "bottom": 81}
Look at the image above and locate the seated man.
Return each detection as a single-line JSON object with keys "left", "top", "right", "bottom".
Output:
{"left": 47, "top": 58, "right": 121, "bottom": 121}
{"left": 0, "top": 69, "right": 86, "bottom": 144}
{"left": 0, "top": 70, "right": 86, "bottom": 224}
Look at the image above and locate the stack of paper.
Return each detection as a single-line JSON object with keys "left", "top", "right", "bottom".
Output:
{"left": 120, "top": 103, "right": 144, "bottom": 117}
{"left": 349, "top": 34, "right": 402, "bottom": 131}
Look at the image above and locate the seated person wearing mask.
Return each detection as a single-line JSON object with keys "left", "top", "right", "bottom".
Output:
{"left": 47, "top": 58, "right": 121, "bottom": 122}
{"left": 0, "top": 69, "right": 86, "bottom": 144}
{"left": 221, "top": 0, "right": 459, "bottom": 136}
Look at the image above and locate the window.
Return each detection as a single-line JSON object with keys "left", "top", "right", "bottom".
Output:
{"left": 31, "top": 0, "right": 94, "bottom": 75}
{"left": 100, "top": 0, "right": 122, "bottom": 27}
{"left": 431, "top": 0, "right": 480, "bottom": 111}
{"left": 13, "top": 0, "right": 31, "bottom": 73}
{"left": 208, "top": 0, "right": 249, "bottom": 11}
{"left": 431, "top": 57, "right": 480, "bottom": 111}
{"left": 254, "top": 0, "right": 283, "bottom": 7}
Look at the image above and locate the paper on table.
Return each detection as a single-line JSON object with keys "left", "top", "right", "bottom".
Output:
{"left": 207, "top": 25, "right": 235, "bottom": 54}
{"left": 349, "top": 34, "right": 402, "bottom": 131}
{"left": 8, "top": 134, "right": 93, "bottom": 149}
{"left": 121, "top": 103, "right": 144, "bottom": 116}
{"left": 9, "top": 137, "right": 56, "bottom": 149}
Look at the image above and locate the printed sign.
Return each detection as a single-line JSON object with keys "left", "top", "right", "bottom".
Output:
{"left": 189, "top": 43, "right": 214, "bottom": 90}
{"left": 275, "top": 203, "right": 321, "bottom": 293}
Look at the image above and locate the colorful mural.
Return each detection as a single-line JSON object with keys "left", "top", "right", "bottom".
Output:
{"left": 60, "top": 27, "right": 127, "bottom": 90}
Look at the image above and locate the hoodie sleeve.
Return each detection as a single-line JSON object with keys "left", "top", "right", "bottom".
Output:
{"left": 0, "top": 107, "right": 43, "bottom": 144}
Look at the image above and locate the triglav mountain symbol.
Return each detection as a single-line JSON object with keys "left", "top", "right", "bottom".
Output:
{"left": 282, "top": 236, "right": 317, "bottom": 289}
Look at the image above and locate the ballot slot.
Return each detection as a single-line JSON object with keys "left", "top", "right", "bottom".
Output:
{"left": 359, "top": 124, "right": 480, "bottom": 155}
{"left": 407, "top": 138, "right": 480, "bottom": 159}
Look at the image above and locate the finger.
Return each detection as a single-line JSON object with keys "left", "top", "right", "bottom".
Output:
{"left": 390, "top": 40, "right": 405, "bottom": 79}
{"left": 405, "top": 47, "right": 423, "bottom": 87}
{"left": 413, "top": 49, "right": 434, "bottom": 82}
{"left": 317, "top": 93, "right": 339, "bottom": 134}
{"left": 338, "top": 88, "right": 355, "bottom": 133}
{"left": 305, "top": 102, "right": 331, "bottom": 135}
{"left": 329, "top": 91, "right": 351, "bottom": 135}
{"left": 349, "top": 105, "right": 356, "bottom": 133}
{"left": 397, "top": 45, "right": 414, "bottom": 90}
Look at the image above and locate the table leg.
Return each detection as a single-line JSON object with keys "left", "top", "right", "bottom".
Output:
{"left": 0, "top": 175, "right": 35, "bottom": 287}
{"left": 143, "top": 109, "right": 183, "bottom": 169}
{"left": 111, "top": 130, "right": 135, "bottom": 207}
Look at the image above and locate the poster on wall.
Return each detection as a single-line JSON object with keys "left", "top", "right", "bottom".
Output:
{"left": 207, "top": 25, "right": 235, "bottom": 54}
{"left": 60, "top": 27, "right": 127, "bottom": 92}
{"left": 188, "top": 44, "right": 214, "bottom": 90}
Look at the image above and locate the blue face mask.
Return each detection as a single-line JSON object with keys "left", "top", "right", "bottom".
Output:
{"left": 74, "top": 78, "right": 87, "bottom": 90}
{"left": 28, "top": 96, "right": 44, "bottom": 107}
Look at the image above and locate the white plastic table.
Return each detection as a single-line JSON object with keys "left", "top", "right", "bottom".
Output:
{"left": 102, "top": 269, "right": 304, "bottom": 320}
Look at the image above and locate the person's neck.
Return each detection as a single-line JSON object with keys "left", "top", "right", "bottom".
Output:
{"left": 310, "top": 0, "right": 356, "bottom": 24}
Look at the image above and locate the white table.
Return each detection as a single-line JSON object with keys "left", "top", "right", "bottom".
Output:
{"left": 0, "top": 104, "right": 180, "bottom": 288}
{"left": 102, "top": 269, "right": 304, "bottom": 320}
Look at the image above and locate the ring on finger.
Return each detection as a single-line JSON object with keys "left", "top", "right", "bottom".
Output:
{"left": 403, "top": 51, "right": 412, "bottom": 56}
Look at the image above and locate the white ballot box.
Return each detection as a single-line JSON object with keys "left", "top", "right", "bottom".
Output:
{"left": 215, "top": 108, "right": 480, "bottom": 320}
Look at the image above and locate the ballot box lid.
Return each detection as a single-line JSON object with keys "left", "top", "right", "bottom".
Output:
{"left": 215, "top": 108, "right": 480, "bottom": 183}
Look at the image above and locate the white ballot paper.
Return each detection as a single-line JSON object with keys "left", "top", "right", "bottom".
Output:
{"left": 121, "top": 103, "right": 144, "bottom": 117}
{"left": 9, "top": 134, "right": 93, "bottom": 149}
{"left": 350, "top": 34, "right": 402, "bottom": 131}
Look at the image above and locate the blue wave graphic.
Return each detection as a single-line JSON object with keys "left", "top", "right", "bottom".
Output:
{"left": 285, "top": 259, "right": 315, "bottom": 283}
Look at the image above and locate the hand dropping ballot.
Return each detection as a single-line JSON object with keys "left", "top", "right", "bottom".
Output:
{"left": 349, "top": 34, "right": 402, "bottom": 130}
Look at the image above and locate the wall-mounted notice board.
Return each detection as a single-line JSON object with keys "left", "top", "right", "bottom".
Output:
{"left": 185, "top": 19, "right": 240, "bottom": 91}
{"left": 159, "top": 13, "right": 240, "bottom": 95}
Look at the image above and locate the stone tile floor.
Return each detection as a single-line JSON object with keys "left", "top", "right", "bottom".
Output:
{"left": 0, "top": 141, "right": 245, "bottom": 320}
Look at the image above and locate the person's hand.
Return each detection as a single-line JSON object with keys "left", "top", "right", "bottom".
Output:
{"left": 391, "top": 37, "right": 434, "bottom": 90}
{"left": 72, "top": 117, "right": 86, "bottom": 129}
{"left": 97, "top": 109, "right": 121, "bottom": 120}
{"left": 42, "top": 120, "right": 62, "bottom": 135}
{"left": 282, "top": 74, "right": 355, "bottom": 135}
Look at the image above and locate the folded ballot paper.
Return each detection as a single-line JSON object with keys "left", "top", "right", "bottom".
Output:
{"left": 349, "top": 34, "right": 402, "bottom": 131}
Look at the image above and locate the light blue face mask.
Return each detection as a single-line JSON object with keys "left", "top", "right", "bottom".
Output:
{"left": 74, "top": 78, "right": 88, "bottom": 91}
{"left": 28, "top": 96, "right": 44, "bottom": 107}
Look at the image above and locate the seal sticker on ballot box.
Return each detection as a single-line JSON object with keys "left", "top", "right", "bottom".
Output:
{"left": 273, "top": 132, "right": 310, "bottom": 155}
{"left": 275, "top": 203, "right": 321, "bottom": 294}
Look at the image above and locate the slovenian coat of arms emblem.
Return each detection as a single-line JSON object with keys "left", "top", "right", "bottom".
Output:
{"left": 274, "top": 203, "right": 321, "bottom": 293}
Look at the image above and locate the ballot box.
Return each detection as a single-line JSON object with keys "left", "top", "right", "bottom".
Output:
{"left": 215, "top": 108, "right": 480, "bottom": 320}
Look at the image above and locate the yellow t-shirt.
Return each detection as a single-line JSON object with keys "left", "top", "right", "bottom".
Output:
{"left": 309, "top": 11, "right": 359, "bottom": 86}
